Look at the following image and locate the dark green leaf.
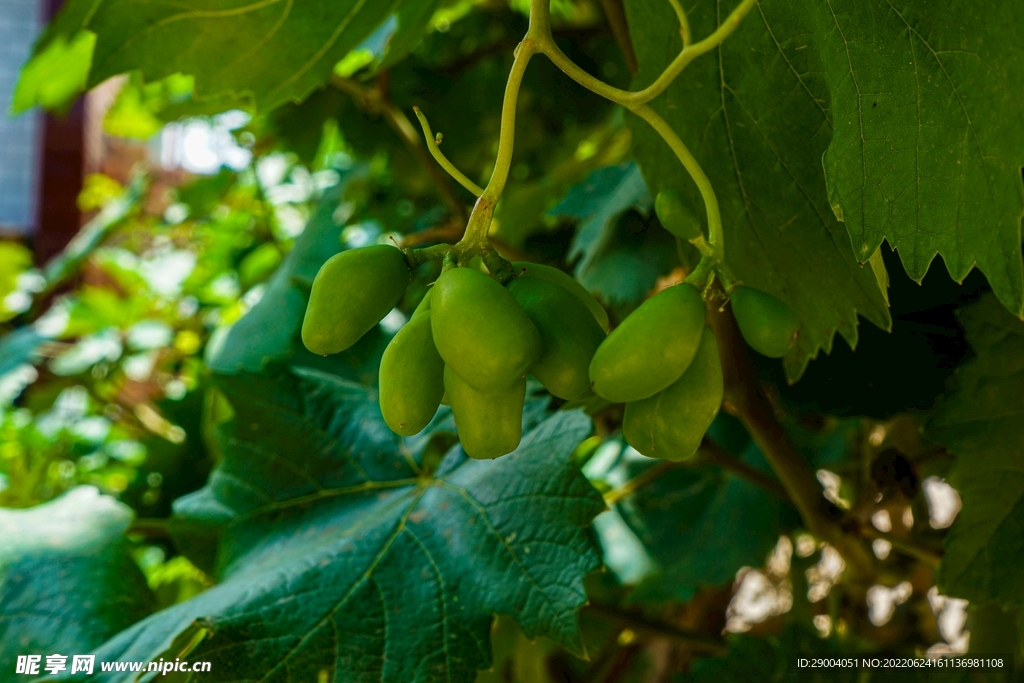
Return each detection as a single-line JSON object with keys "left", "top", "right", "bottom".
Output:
{"left": 926, "top": 294, "right": 1024, "bottom": 604}
{"left": 0, "top": 487, "right": 154, "bottom": 659}
{"left": 817, "top": 0, "right": 1024, "bottom": 316}
{"left": 85, "top": 369, "right": 603, "bottom": 682}
{"left": 552, "top": 162, "right": 651, "bottom": 275}
{"left": 576, "top": 229, "right": 678, "bottom": 310}
{"left": 627, "top": 0, "right": 893, "bottom": 379}
{"left": 23, "top": 0, "right": 439, "bottom": 113}
{"left": 377, "top": 0, "right": 445, "bottom": 71}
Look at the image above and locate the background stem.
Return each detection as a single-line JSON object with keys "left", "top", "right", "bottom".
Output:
{"left": 599, "top": 0, "right": 638, "bottom": 75}
{"left": 603, "top": 436, "right": 790, "bottom": 506}
{"left": 704, "top": 291, "right": 875, "bottom": 576}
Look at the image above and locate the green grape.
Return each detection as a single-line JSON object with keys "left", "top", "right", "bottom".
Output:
{"left": 622, "top": 326, "right": 723, "bottom": 460}
{"left": 444, "top": 366, "right": 525, "bottom": 459}
{"left": 511, "top": 261, "right": 609, "bottom": 331}
{"left": 654, "top": 189, "right": 702, "bottom": 240}
{"left": 730, "top": 286, "right": 799, "bottom": 358}
{"left": 589, "top": 282, "right": 705, "bottom": 402}
{"left": 301, "top": 245, "right": 410, "bottom": 355}
{"left": 507, "top": 276, "right": 605, "bottom": 400}
{"left": 412, "top": 288, "right": 432, "bottom": 315}
{"left": 431, "top": 267, "right": 541, "bottom": 391}
{"left": 379, "top": 309, "right": 445, "bottom": 436}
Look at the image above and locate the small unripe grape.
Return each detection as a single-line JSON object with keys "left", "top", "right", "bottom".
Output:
{"left": 730, "top": 286, "right": 799, "bottom": 358}
{"left": 508, "top": 276, "right": 605, "bottom": 400}
{"left": 623, "top": 326, "right": 723, "bottom": 460}
{"left": 511, "top": 261, "right": 609, "bottom": 331}
{"left": 444, "top": 366, "right": 525, "bottom": 459}
{"left": 379, "top": 310, "right": 444, "bottom": 436}
{"left": 431, "top": 267, "right": 541, "bottom": 391}
{"left": 301, "top": 245, "right": 410, "bottom": 355}
{"left": 589, "top": 283, "right": 705, "bottom": 403}
{"left": 654, "top": 189, "right": 702, "bottom": 240}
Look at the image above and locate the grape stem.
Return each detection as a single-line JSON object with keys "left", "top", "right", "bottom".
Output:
{"left": 704, "top": 289, "right": 876, "bottom": 578}
{"left": 584, "top": 603, "right": 729, "bottom": 655}
{"left": 411, "top": 107, "right": 484, "bottom": 197}
{"left": 408, "top": 0, "right": 755, "bottom": 285}
{"left": 603, "top": 436, "right": 790, "bottom": 506}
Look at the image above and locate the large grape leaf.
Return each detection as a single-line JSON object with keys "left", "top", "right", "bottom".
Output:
{"left": 0, "top": 487, "right": 154, "bottom": 661}
{"left": 817, "top": 0, "right": 1024, "bottom": 316}
{"left": 625, "top": 0, "right": 889, "bottom": 380}
{"left": 20, "top": 0, "right": 440, "bottom": 113}
{"left": 926, "top": 294, "right": 1024, "bottom": 604}
{"left": 80, "top": 370, "right": 604, "bottom": 682}
{"left": 628, "top": 0, "right": 1024, "bottom": 377}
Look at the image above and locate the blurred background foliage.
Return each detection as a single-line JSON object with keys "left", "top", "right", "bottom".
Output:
{"left": 1, "top": 0, "right": 1020, "bottom": 680}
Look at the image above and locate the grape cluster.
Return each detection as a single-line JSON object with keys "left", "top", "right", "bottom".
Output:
{"left": 301, "top": 234, "right": 798, "bottom": 460}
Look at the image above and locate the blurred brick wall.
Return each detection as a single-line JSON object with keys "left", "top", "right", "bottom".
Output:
{"left": 0, "top": 0, "right": 44, "bottom": 236}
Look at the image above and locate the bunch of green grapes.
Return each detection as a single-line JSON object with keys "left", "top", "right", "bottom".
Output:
{"left": 301, "top": 192, "right": 798, "bottom": 460}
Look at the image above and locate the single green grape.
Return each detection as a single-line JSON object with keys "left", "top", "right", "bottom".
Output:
{"left": 508, "top": 276, "right": 605, "bottom": 400}
{"left": 444, "top": 366, "right": 525, "bottom": 459}
{"left": 431, "top": 267, "right": 541, "bottom": 391}
{"left": 379, "top": 309, "right": 445, "bottom": 436}
{"left": 622, "top": 326, "right": 723, "bottom": 460}
{"left": 511, "top": 261, "right": 609, "bottom": 331}
{"left": 654, "top": 189, "right": 702, "bottom": 241}
{"left": 589, "top": 282, "right": 705, "bottom": 403}
{"left": 730, "top": 286, "right": 799, "bottom": 358}
{"left": 301, "top": 245, "right": 410, "bottom": 355}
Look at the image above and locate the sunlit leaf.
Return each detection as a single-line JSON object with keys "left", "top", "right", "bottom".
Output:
{"left": 0, "top": 487, "right": 154, "bottom": 658}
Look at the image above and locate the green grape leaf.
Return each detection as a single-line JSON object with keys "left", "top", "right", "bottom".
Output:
{"left": 0, "top": 487, "right": 154, "bottom": 659}
{"left": 0, "top": 327, "right": 45, "bottom": 379}
{"left": 818, "top": 0, "right": 1024, "bottom": 316}
{"left": 83, "top": 370, "right": 604, "bottom": 682}
{"left": 20, "top": 0, "right": 440, "bottom": 113}
{"left": 377, "top": 0, "right": 445, "bottom": 71}
{"left": 552, "top": 162, "right": 652, "bottom": 276}
{"left": 626, "top": 0, "right": 893, "bottom": 380}
{"left": 10, "top": 31, "right": 94, "bottom": 114}
{"left": 926, "top": 294, "right": 1024, "bottom": 604}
